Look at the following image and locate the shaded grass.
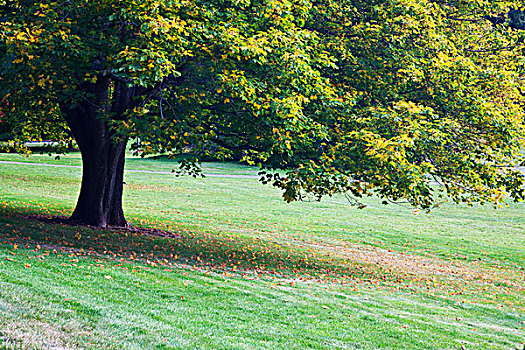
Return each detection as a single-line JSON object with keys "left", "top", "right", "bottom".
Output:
{"left": 1, "top": 216, "right": 524, "bottom": 350}
{"left": 2, "top": 156, "right": 523, "bottom": 271}
{"left": 0, "top": 153, "right": 525, "bottom": 349}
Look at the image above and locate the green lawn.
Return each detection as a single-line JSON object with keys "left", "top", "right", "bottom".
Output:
{"left": 0, "top": 153, "right": 524, "bottom": 349}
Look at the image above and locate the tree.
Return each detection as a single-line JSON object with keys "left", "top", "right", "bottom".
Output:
{"left": 0, "top": 0, "right": 524, "bottom": 228}
{"left": 0, "top": 102, "right": 9, "bottom": 141}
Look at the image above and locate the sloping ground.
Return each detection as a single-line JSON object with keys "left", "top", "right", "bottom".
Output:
{"left": 0, "top": 210, "right": 524, "bottom": 350}
{"left": 0, "top": 154, "right": 524, "bottom": 349}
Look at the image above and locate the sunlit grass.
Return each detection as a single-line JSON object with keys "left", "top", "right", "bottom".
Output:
{"left": 0, "top": 151, "right": 260, "bottom": 176}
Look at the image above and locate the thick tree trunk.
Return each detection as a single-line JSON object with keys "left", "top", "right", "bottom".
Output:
{"left": 69, "top": 135, "right": 128, "bottom": 227}
{"left": 60, "top": 77, "right": 131, "bottom": 228}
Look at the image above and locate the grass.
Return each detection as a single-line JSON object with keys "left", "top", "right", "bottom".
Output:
{"left": 0, "top": 151, "right": 260, "bottom": 176}
{"left": 0, "top": 152, "right": 524, "bottom": 349}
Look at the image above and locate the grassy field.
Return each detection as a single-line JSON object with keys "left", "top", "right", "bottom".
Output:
{"left": 0, "top": 152, "right": 524, "bottom": 349}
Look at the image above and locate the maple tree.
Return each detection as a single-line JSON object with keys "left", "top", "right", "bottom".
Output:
{"left": 1, "top": 0, "right": 524, "bottom": 227}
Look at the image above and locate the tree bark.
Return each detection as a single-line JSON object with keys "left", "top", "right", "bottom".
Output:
{"left": 69, "top": 133, "right": 128, "bottom": 228}
{"left": 60, "top": 78, "right": 129, "bottom": 228}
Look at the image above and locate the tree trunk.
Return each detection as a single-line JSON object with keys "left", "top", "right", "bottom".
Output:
{"left": 61, "top": 78, "right": 130, "bottom": 228}
{"left": 69, "top": 134, "right": 128, "bottom": 227}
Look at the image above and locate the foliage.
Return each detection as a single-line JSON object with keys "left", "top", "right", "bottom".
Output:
{"left": 1, "top": 0, "right": 524, "bottom": 209}
{"left": 0, "top": 102, "right": 10, "bottom": 141}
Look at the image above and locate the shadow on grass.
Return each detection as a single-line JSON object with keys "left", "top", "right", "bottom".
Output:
{"left": 0, "top": 206, "right": 403, "bottom": 284}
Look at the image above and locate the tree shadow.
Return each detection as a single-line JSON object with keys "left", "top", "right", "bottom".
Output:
{"left": 0, "top": 208, "right": 404, "bottom": 285}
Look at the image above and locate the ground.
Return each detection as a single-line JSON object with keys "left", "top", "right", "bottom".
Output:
{"left": 0, "top": 152, "right": 524, "bottom": 349}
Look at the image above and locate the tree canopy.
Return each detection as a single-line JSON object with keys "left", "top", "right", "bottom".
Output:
{"left": 1, "top": 0, "right": 524, "bottom": 226}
